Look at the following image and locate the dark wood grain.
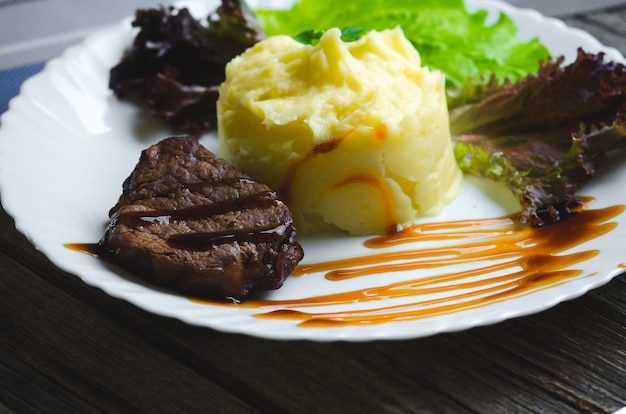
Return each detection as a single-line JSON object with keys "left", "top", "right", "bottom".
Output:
{"left": 564, "top": 8, "right": 626, "bottom": 56}
{"left": 2, "top": 5, "right": 626, "bottom": 414}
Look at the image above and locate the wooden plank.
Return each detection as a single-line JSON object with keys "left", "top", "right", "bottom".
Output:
{"left": 563, "top": 8, "right": 626, "bottom": 56}
{"left": 508, "top": 0, "right": 626, "bottom": 17}
{"left": 583, "top": 7, "right": 626, "bottom": 35}
{"left": 369, "top": 301, "right": 625, "bottom": 414}
{"left": 1, "top": 250, "right": 261, "bottom": 413}
{"left": 471, "top": 297, "right": 626, "bottom": 412}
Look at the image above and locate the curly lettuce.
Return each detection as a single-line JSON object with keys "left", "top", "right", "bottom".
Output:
{"left": 451, "top": 49, "right": 626, "bottom": 226}
{"left": 109, "top": 0, "right": 264, "bottom": 134}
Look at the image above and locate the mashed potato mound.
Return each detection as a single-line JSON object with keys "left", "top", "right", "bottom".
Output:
{"left": 217, "top": 27, "right": 462, "bottom": 235}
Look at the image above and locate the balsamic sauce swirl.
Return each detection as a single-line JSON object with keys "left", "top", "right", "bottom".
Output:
{"left": 193, "top": 202, "right": 625, "bottom": 328}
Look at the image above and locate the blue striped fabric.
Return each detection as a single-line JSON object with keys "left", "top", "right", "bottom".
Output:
{"left": 0, "top": 61, "right": 45, "bottom": 115}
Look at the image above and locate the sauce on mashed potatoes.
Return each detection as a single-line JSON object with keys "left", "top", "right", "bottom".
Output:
{"left": 217, "top": 27, "right": 462, "bottom": 235}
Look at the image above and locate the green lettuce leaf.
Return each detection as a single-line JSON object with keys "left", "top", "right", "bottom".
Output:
{"left": 451, "top": 49, "right": 626, "bottom": 226}
{"left": 254, "top": 0, "right": 550, "bottom": 92}
{"left": 293, "top": 27, "right": 369, "bottom": 45}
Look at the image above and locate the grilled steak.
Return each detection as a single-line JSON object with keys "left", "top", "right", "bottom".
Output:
{"left": 101, "top": 136, "right": 304, "bottom": 302}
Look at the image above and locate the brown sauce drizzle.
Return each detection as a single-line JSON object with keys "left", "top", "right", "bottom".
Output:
{"left": 65, "top": 242, "right": 104, "bottom": 257}
{"left": 193, "top": 202, "right": 625, "bottom": 328}
{"left": 167, "top": 223, "right": 292, "bottom": 251}
{"left": 279, "top": 125, "right": 387, "bottom": 201}
{"left": 327, "top": 172, "right": 400, "bottom": 233}
{"left": 116, "top": 191, "right": 279, "bottom": 227}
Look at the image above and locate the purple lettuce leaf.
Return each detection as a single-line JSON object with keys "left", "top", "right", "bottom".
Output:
{"left": 109, "top": 0, "right": 265, "bottom": 134}
{"left": 450, "top": 49, "right": 626, "bottom": 226}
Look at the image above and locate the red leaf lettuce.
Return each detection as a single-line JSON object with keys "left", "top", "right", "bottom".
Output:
{"left": 450, "top": 49, "right": 626, "bottom": 226}
{"left": 109, "top": 0, "right": 264, "bottom": 134}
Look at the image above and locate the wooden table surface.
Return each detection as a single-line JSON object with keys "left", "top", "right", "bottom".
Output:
{"left": 2, "top": 4, "right": 626, "bottom": 413}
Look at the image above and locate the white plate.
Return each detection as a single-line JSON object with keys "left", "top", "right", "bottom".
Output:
{"left": 1, "top": 0, "right": 625, "bottom": 342}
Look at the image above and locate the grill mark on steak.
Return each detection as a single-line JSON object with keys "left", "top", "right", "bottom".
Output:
{"left": 117, "top": 191, "right": 278, "bottom": 226}
{"left": 167, "top": 222, "right": 294, "bottom": 251}
{"left": 101, "top": 136, "right": 304, "bottom": 302}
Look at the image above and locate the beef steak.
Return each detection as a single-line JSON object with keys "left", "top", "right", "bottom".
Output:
{"left": 101, "top": 136, "right": 304, "bottom": 301}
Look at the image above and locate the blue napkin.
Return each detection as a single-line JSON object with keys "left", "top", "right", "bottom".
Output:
{"left": 0, "top": 62, "right": 46, "bottom": 115}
